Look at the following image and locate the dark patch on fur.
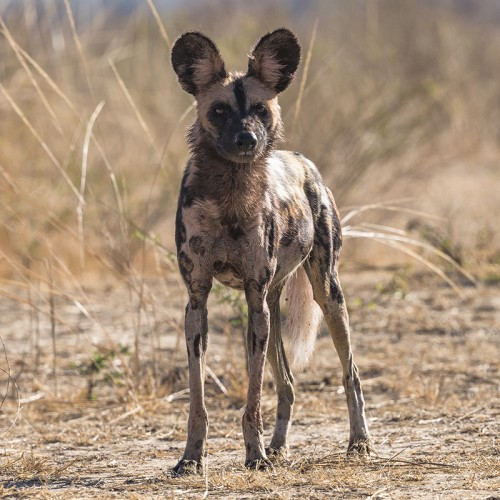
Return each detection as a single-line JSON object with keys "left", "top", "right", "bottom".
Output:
{"left": 229, "top": 224, "right": 244, "bottom": 240}
{"left": 175, "top": 171, "right": 191, "bottom": 251}
{"left": 314, "top": 206, "right": 333, "bottom": 271}
{"left": 304, "top": 181, "right": 320, "bottom": 217}
{"left": 329, "top": 279, "right": 344, "bottom": 305}
{"left": 175, "top": 214, "right": 186, "bottom": 251}
{"left": 182, "top": 187, "right": 195, "bottom": 208}
{"left": 264, "top": 267, "right": 273, "bottom": 283}
{"left": 332, "top": 212, "right": 342, "bottom": 254}
{"left": 178, "top": 166, "right": 199, "bottom": 210}
{"left": 246, "top": 278, "right": 264, "bottom": 296}
{"left": 193, "top": 333, "right": 201, "bottom": 358}
{"left": 280, "top": 216, "right": 298, "bottom": 247}
{"left": 213, "top": 260, "right": 224, "bottom": 273}
{"left": 221, "top": 214, "right": 245, "bottom": 240}
{"left": 265, "top": 213, "right": 276, "bottom": 258}
{"left": 189, "top": 235, "right": 206, "bottom": 256}
{"left": 248, "top": 329, "right": 256, "bottom": 354}
{"left": 178, "top": 251, "right": 194, "bottom": 283}
{"left": 280, "top": 233, "right": 292, "bottom": 247}
{"left": 233, "top": 78, "right": 247, "bottom": 116}
{"left": 258, "top": 335, "right": 267, "bottom": 352}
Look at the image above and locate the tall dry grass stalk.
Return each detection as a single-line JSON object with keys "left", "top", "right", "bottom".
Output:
{"left": 292, "top": 17, "right": 318, "bottom": 134}
{"left": 78, "top": 100, "right": 105, "bottom": 273}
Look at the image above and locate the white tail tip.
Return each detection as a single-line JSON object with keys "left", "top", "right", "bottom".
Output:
{"left": 283, "top": 265, "right": 323, "bottom": 371}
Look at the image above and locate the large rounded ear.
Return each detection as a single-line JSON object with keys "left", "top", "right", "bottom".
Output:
{"left": 247, "top": 28, "right": 301, "bottom": 93}
{"left": 171, "top": 32, "right": 228, "bottom": 95}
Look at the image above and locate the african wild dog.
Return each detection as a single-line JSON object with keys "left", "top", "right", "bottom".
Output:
{"left": 171, "top": 28, "right": 371, "bottom": 474}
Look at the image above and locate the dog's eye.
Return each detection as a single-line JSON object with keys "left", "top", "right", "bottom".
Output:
{"left": 213, "top": 106, "right": 226, "bottom": 116}
{"left": 255, "top": 103, "right": 268, "bottom": 116}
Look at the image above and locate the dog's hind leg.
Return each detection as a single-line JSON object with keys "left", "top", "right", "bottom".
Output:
{"left": 304, "top": 198, "right": 371, "bottom": 454}
{"left": 266, "top": 284, "right": 295, "bottom": 459}
{"left": 306, "top": 260, "right": 371, "bottom": 454}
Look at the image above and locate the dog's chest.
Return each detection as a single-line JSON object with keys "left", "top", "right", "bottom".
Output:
{"left": 180, "top": 156, "right": 316, "bottom": 290}
{"left": 210, "top": 208, "right": 314, "bottom": 290}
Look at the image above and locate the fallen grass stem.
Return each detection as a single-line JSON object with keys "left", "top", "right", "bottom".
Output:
{"left": 299, "top": 452, "right": 457, "bottom": 471}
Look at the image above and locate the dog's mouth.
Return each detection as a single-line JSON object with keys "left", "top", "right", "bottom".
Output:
{"left": 232, "top": 150, "right": 260, "bottom": 164}
{"left": 238, "top": 150, "right": 257, "bottom": 158}
{"left": 215, "top": 145, "right": 261, "bottom": 164}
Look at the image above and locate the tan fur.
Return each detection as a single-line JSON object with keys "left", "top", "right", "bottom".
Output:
{"left": 192, "top": 55, "right": 225, "bottom": 90}
{"left": 249, "top": 54, "right": 285, "bottom": 89}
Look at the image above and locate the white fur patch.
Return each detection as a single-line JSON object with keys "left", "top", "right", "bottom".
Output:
{"left": 283, "top": 265, "right": 323, "bottom": 370}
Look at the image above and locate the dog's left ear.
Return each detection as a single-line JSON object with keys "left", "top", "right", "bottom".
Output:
{"left": 247, "top": 28, "right": 301, "bottom": 93}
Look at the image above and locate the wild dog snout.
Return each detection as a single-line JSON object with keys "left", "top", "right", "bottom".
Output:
{"left": 235, "top": 130, "right": 257, "bottom": 153}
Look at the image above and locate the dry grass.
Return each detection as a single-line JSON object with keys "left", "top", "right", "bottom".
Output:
{"left": 0, "top": 271, "right": 498, "bottom": 498}
{"left": 0, "top": 0, "right": 499, "bottom": 498}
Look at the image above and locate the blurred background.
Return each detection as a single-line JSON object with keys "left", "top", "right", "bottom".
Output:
{"left": 1, "top": 0, "right": 499, "bottom": 286}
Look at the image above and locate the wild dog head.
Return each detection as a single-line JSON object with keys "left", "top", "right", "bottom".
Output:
{"left": 171, "top": 29, "right": 301, "bottom": 164}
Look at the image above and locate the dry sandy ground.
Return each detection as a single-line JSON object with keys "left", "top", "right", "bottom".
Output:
{"left": 0, "top": 270, "right": 498, "bottom": 498}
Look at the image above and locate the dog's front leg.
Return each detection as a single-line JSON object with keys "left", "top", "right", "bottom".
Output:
{"left": 173, "top": 278, "right": 212, "bottom": 475}
{"left": 242, "top": 278, "right": 273, "bottom": 470}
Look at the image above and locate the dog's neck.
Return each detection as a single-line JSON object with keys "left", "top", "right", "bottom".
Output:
{"left": 189, "top": 146, "right": 269, "bottom": 222}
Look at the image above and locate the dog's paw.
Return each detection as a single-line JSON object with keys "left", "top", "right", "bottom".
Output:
{"left": 265, "top": 446, "right": 289, "bottom": 463}
{"left": 347, "top": 439, "right": 372, "bottom": 458}
{"left": 245, "top": 457, "right": 274, "bottom": 471}
{"left": 171, "top": 458, "right": 203, "bottom": 476}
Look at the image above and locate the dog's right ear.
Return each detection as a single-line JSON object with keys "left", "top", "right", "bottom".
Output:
{"left": 171, "top": 32, "right": 228, "bottom": 96}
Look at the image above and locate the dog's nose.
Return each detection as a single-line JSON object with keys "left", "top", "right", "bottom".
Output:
{"left": 234, "top": 131, "right": 257, "bottom": 152}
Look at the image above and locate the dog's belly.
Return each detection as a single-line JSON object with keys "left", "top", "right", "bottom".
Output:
{"left": 215, "top": 270, "right": 245, "bottom": 289}
{"left": 213, "top": 223, "right": 313, "bottom": 291}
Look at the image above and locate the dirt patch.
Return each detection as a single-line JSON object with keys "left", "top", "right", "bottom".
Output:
{"left": 0, "top": 271, "right": 498, "bottom": 498}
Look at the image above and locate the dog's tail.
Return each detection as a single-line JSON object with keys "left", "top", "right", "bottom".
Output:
{"left": 283, "top": 265, "right": 323, "bottom": 370}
